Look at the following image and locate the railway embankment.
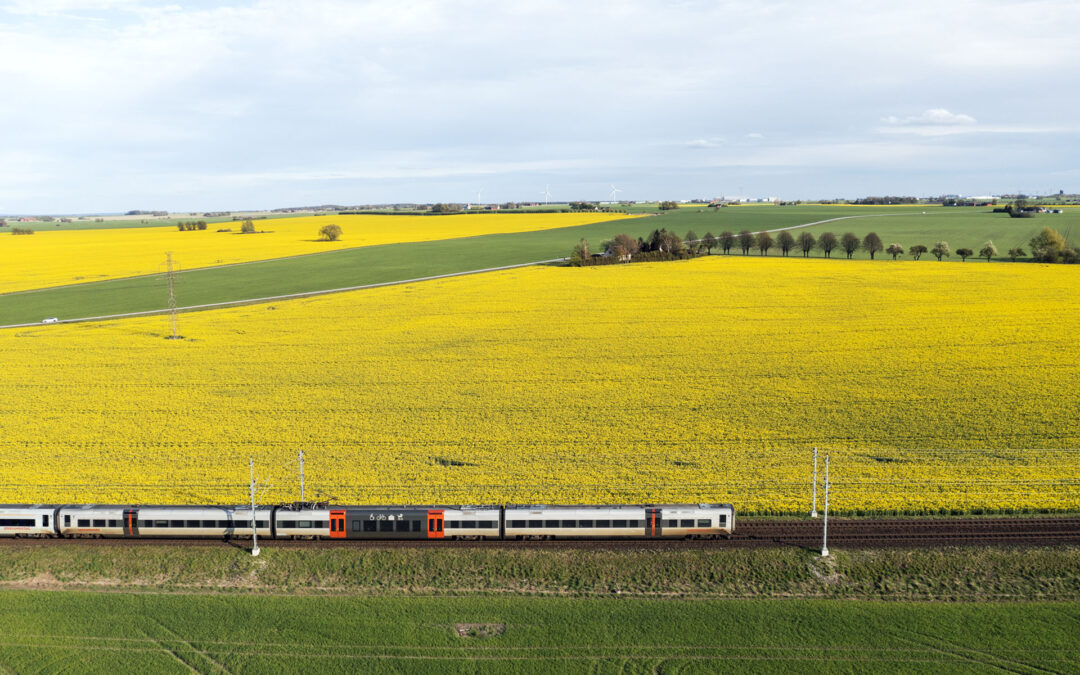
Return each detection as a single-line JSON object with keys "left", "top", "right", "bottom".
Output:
{"left": 2, "top": 544, "right": 1079, "bottom": 600}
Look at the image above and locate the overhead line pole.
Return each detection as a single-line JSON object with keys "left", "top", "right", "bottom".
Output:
{"left": 299, "top": 450, "right": 305, "bottom": 503}
{"left": 250, "top": 457, "right": 260, "bottom": 557}
{"left": 821, "top": 452, "right": 830, "bottom": 558}
{"left": 811, "top": 447, "right": 818, "bottom": 518}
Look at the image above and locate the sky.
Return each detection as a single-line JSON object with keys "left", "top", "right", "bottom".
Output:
{"left": 1, "top": 0, "right": 1078, "bottom": 213}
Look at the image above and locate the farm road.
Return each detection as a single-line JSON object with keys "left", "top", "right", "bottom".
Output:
{"left": 2, "top": 212, "right": 924, "bottom": 329}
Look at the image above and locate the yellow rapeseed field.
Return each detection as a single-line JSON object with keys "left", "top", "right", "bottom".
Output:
{"left": 0, "top": 212, "right": 634, "bottom": 294}
{"left": 1, "top": 256, "right": 1077, "bottom": 513}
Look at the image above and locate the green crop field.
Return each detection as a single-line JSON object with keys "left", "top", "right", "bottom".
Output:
{"left": 0, "top": 591, "right": 1076, "bottom": 673}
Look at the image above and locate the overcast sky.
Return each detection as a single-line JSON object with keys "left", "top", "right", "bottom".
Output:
{"left": 1, "top": 0, "right": 1078, "bottom": 213}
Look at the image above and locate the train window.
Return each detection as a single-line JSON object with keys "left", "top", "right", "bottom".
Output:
{"left": 528, "top": 520, "right": 542, "bottom": 528}
{"left": 108, "top": 520, "right": 118, "bottom": 528}
{"left": 719, "top": 515, "right": 727, "bottom": 526}
{"left": 579, "top": 520, "right": 594, "bottom": 527}
{"left": 463, "top": 520, "right": 477, "bottom": 528}
{"left": 92, "top": 519, "right": 106, "bottom": 527}
{"left": 170, "top": 520, "right": 184, "bottom": 528}
{"left": 256, "top": 520, "right": 269, "bottom": 528}
{"left": 298, "top": 520, "right": 312, "bottom": 528}
{"left": 364, "top": 521, "right": 377, "bottom": 532}
{"left": 185, "top": 520, "right": 200, "bottom": 528}
{"left": 596, "top": 520, "right": 610, "bottom": 527}
{"left": 510, "top": 520, "right": 526, "bottom": 528}
{"left": 612, "top": 520, "right": 627, "bottom": 528}
{"left": 629, "top": 520, "right": 642, "bottom": 527}
{"left": 155, "top": 520, "right": 168, "bottom": 528}
{"left": 544, "top": 520, "right": 560, "bottom": 528}
{"left": 280, "top": 521, "right": 296, "bottom": 529}
{"left": 219, "top": 520, "right": 232, "bottom": 528}
{"left": 561, "top": 520, "right": 575, "bottom": 528}
{"left": 202, "top": 520, "right": 216, "bottom": 528}
{"left": 698, "top": 519, "right": 711, "bottom": 527}
{"left": 0, "top": 518, "right": 35, "bottom": 527}
{"left": 395, "top": 521, "right": 410, "bottom": 532}
{"left": 352, "top": 521, "right": 360, "bottom": 532}
{"left": 315, "top": 521, "right": 327, "bottom": 529}
{"left": 64, "top": 515, "right": 71, "bottom": 527}
{"left": 379, "top": 521, "right": 393, "bottom": 532}
{"left": 665, "top": 519, "right": 678, "bottom": 528}
{"left": 412, "top": 521, "right": 422, "bottom": 532}
{"left": 680, "top": 519, "right": 694, "bottom": 528}
{"left": 43, "top": 515, "right": 49, "bottom": 527}
{"left": 78, "top": 519, "right": 90, "bottom": 527}
{"left": 478, "top": 521, "right": 494, "bottom": 529}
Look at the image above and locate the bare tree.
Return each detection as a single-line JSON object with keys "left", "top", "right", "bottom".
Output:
{"left": 756, "top": 231, "right": 774, "bottom": 255}
{"left": 862, "top": 232, "right": 883, "bottom": 260}
{"left": 685, "top": 230, "right": 698, "bottom": 248}
{"left": 818, "top": 232, "right": 838, "bottom": 258}
{"left": 909, "top": 244, "right": 927, "bottom": 260}
{"left": 702, "top": 232, "right": 717, "bottom": 254}
{"left": 840, "top": 232, "right": 860, "bottom": 259}
{"left": 719, "top": 231, "right": 735, "bottom": 254}
{"left": 569, "top": 238, "right": 591, "bottom": 265}
{"left": 776, "top": 230, "right": 795, "bottom": 256}
{"left": 886, "top": 243, "right": 904, "bottom": 260}
{"left": 738, "top": 230, "right": 754, "bottom": 255}
{"left": 797, "top": 231, "right": 816, "bottom": 257}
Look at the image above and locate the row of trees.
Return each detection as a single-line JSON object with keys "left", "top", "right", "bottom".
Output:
{"left": 571, "top": 226, "right": 1079, "bottom": 265}
{"left": 176, "top": 220, "right": 208, "bottom": 231}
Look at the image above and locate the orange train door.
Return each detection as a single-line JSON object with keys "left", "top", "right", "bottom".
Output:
{"left": 329, "top": 510, "right": 346, "bottom": 539}
{"left": 427, "top": 510, "right": 444, "bottom": 539}
{"left": 646, "top": 508, "right": 662, "bottom": 538}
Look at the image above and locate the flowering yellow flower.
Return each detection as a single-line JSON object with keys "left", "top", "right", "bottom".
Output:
{"left": 0, "top": 212, "right": 635, "bottom": 294}
{"left": 0, "top": 256, "right": 1076, "bottom": 513}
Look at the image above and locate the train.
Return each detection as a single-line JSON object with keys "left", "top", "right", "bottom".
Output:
{"left": 0, "top": 502, "right": 734, "bottom": 541}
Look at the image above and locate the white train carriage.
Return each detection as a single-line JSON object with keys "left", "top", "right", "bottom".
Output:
{"left": 58, "top": 504, "right": 127, "bottom": 537}
{"left": 274, "top": 508, "right": 331, "bottom": 539}
{"left": 131, "top": 506, "right": 274, "bottom": 538}
{"left": 442, "top": 506, "right": 503, "bottom": 540}
{"left": 0, "top": 504, "right": 57, "bottom": 537}
{"left": 504, "top": 504, "right": 734, "bottom": 539}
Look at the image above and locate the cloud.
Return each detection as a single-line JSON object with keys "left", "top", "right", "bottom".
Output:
{"left": 882, "top": 108, "right": 977, "bottom": 126}
{"left": 687, "top": 137, "right": 725, "bottom": 149}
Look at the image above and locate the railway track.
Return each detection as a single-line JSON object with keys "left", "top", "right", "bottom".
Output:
{"left": 2, "top": 517, "right": 1079, "bottom": 550}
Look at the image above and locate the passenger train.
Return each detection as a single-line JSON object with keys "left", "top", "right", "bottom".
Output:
{"left": 0, "top": 503, "right": 734, "bottom": 540}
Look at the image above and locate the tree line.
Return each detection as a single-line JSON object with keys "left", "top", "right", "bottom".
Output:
{"left": 570, "top": 226, "right": 1079, "bottom": 265}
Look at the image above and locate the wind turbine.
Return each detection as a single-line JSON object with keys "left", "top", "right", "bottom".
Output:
{"left": 541, "top": 185, "right": 552, "bottom": 205}
{"left": 609, "top": 184, "right": 622, "bottom": 204}
{"left": 476, "top": 188, "right": 483, "bottom": 205}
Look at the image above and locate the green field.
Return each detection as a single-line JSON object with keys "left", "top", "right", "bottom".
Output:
{"left": 0, "top": 591, "right": 1076, "bottom": 673}
{"left": 4, "top": 543, "right": 1079, "bottom": 600}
